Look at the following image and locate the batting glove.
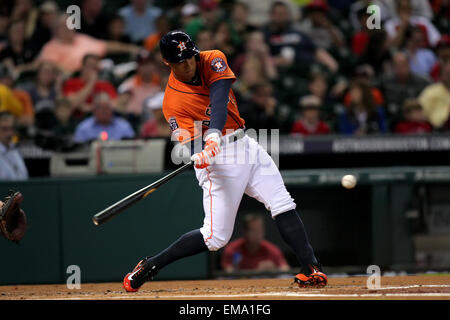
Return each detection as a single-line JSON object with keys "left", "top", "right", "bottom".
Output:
{"left": 191, "top": 132, "right": 222, "bottom": 169}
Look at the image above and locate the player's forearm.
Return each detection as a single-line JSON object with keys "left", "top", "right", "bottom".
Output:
{"left": 208, "top": 79, "right": 233, "bottom": 133}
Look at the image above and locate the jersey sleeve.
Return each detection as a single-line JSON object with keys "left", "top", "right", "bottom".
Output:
{"left": 163, "top": 98, "right": 202, "bottom": 145}
{"left": 204, "top": 50, "right": 236, "bottom": 87}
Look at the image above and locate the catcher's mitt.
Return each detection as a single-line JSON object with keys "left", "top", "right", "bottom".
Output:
{"left": 0, "top": 191, "right": 27, "bottom": 244}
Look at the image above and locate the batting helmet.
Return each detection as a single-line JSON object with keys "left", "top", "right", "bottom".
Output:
{"left": 159, "top": 30, "right": 200, "bottom": 63}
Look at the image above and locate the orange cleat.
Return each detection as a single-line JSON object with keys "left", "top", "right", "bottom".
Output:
{"left": 123, "top": 257, "right": 157, "bottom": 292}
{"left": 294, "top": 264, "right": 328, "bottom": 288}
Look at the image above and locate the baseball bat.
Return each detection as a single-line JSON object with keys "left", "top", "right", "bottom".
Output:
{"left": 92, "top": 161, "right": 194, "bottom": 226}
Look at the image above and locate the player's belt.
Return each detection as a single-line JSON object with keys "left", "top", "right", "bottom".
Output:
{"left": 224, "top": 128, "right": 245, "bottom": 144}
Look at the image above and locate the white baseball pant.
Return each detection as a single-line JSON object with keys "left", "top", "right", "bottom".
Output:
{"left": 195, "top": 132, "right": 296, "bottom": 251}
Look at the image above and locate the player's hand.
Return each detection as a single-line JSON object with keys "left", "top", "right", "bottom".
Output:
{"left": 191, "top": 132, "right": 222, "bottom": 169}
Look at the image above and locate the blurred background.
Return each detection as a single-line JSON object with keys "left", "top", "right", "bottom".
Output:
{"left": 0, "top": 0, "right": 450, "bottom": 285}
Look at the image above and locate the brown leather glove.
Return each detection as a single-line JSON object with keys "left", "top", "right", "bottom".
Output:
{"left": 0, "top": 191, "right": 27, "bottom": 244}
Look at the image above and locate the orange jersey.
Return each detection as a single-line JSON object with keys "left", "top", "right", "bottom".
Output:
{"left": 162, "top": 50, "right": 245, "bottom": 144}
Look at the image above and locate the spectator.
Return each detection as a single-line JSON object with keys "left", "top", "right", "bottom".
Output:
{"left": 0, "top": 64, "right": 34, "bottom": 127}
{"left": 27, "top": 1, "right": 60, "bottom": 56}
{"left": 351, "top": 6, "right": 371, "bottom": 56}
{"left": 119, "top": 0, "right": 162, "bottom": 44}
{"left": 140, "top": 91, "right": 171, "bottom": 138}
{"left": 385, "top": 0, "right": 441, "bottom": 48}
{"left": 338, "top": 80, "right": 387, "bottom": 135}
{"left": 0, "top": 68, "right": 22, "bottom": 118}
{"left": 418, "top": 61, "right": 450, "bottom": 129}
{"left": 10, "top": 0, "right": 39, "bottom": 39}
{"left": 185, "top": 0, "right": 222, "bottom": 41}
{"left": 356, "top": 28, "right": 392, "bottom": 75}
{"left": 233, "top": 31, "right": 277, "bottom": 91}
{"left": 116, "top": 50, "right": 161, "bottom": 129}
{"left": 227, "top": 2, "right": 257, "bottom": 51}
{"left": 403, "top": 26, "right": 437, "bottom": 78}
{"left": 238, "top": 81, "right": 281, "bottom": 131}
{"left": 299, "top": 0, "right": 345, "bottom": 50}
{"left": 34, "top": 97, "right": 77, "bottom": 150}
{"left": 221, "top": 213, "right": 290, "bottom": 273}
{"left": 62, "top": 54, "right": 118, "bottom": 118}
{"left": 239, "top": 0, "right": 300, "bottom": 27}
{"left": 195, "top": 28, "right": 215, "bottom": 51}
{"left": 79, "top": 0, "right": 109, "bottom": 40}
{"left": 52, "top": 97, "right": 76, "bottom": 138}
{"left": 180, "top": 3, "right": 199, "bottom": 28}
{"left": 213, "top": 21, "right": 238, "bottom": 64}
{"left": 0, "top": 112, "right": 28, "bottom": 180}
{"left": 395, "top": 98, "right": 432, "bottom": 134}
{"left": 74, "top": 92, "right": 134, "bottom": 143}
{"left": 0, "top": 19, "right": 37, "bottom": 70}
{"left": 262, "top": 1, "right": 338, "bottom": 73}
{"left": 105, "top": 14, "right": 131, "bottom": 43}
{"left": 381, "top": 51, "right": 430, "bottom": 122}
{"left": 36, "top": 14, "right": 140, "bottom": 74}
{"left": 290, "top": 95, "right": 330, "bottom": 136}
{"left": 143, "top": 14, "right": 171, "bottom": 52}
{"left": 430, "top": 35, "right": 450, "bottom": 82}
{"left": 342, "top": 65, "right": 385, "bottom": 109}
{"left": 22, "top": 61, "right": 61, "bottom": 113}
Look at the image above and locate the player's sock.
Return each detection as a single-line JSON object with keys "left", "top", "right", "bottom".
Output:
{"left": 275, "top": 209, "right": 318, "bottom": 268}
{"left": 147, "top": 229, "right": 208, "bottom": 272}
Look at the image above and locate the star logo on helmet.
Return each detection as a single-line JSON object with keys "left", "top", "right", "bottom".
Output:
{"left": 177, "top": 41, "right": 187, "bottom": 52}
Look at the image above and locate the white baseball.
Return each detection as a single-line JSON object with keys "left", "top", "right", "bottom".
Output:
{"left": 341, "top": 175, "right": 357, "bottom": 189}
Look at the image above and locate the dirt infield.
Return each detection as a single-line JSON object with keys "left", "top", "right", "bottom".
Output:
{"left": 1, "top": 274, "right": 449, "bottom": 300}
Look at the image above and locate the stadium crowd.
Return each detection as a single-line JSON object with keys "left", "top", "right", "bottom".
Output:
{"left": 0, "top": 0, "right": 449, "bottom": 155}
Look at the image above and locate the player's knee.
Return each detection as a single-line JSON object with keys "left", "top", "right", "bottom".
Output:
{"left": 205, "top": 234, "right": 231, "bottom": 251}
{"left": 270, "top": 198, "right": 296, "bottom": 218}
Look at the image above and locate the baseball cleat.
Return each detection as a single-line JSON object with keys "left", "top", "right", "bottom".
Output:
{"left": 294, "top": 264, "right": 328, "bottom": 288}
{"left": 123, "top": 257, "right": 157, "bottom": 292}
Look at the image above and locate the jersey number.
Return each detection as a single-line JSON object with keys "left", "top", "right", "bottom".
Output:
{"left": 202, "top": 105, "right": 211, "bottom": 127}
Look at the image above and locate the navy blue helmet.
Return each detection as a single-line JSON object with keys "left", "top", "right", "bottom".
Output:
{"left": 159, "top": 30, "right": 200, "bottom": 63}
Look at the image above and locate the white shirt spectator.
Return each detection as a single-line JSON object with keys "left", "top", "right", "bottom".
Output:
{"left": 119, "top": 2, "right": 162, "bottom": 43}
{"left": 384, "top": 15, "right": 441, "bottom": 47}
{"left": 0, "top": 143, "right": 28, "bottom": 181}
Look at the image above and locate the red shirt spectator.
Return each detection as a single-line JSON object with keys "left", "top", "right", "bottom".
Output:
{"left": 290, "top": 95, "right": 330, "bottom": 136}
{"left": 395, "top": 98, "right": 433, "bottom": 134}
{"left": 221, "top": 238, "right": 289, "bottom": 271}
{"left": 63, "top": 78, "right": 117, "bottom": 105}
{"left": 62, "top": 54, "right": 117, "bottom": 118}
{"left": 291, "top": 120, "right": 330, "bottom": 135}
{"left": 221, "top": 214, "right": 289, "bottom": 272}
{"left": 395, "top": 121, "right": 432, "bottom": 134}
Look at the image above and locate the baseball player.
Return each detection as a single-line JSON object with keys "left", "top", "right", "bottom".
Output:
{"left": 123, "top": 30, "right": 327, "bottom": 292}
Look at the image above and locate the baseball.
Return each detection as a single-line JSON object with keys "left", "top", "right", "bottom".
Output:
{"left": 341, "top": 175, "right": 357, "bottom": 189}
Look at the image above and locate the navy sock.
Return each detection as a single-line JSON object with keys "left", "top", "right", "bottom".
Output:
{"left": 275, "top": 209, "right": 318, "bottom": 268}
{"left": 148, "top": 229, "right": 208, "bottom": 272}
